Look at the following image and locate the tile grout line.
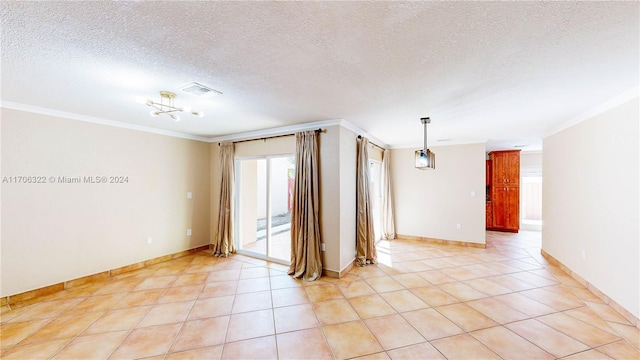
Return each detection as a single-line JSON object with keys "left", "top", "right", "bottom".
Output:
{"left": 97, "top": 261, "right": 176, "bottom": 360}
{"left": 305, "top": 279, "right": 339, "bottom": 359}
{"left": 268, "top": 267, "right": 279, "bottom": 359}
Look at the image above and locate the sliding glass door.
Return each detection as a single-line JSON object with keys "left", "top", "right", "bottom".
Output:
{"left": 235, "top": 155, "right": 294, "bottom": 264}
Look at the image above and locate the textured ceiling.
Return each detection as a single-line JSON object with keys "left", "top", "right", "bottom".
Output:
{"left": 1, "top": 1, "right": 638, "bottom": 149}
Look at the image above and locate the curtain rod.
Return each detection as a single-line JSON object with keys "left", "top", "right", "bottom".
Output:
{"left": 219, "top": 128, "right": 324, "bottom": 146}
{"left": 357, "top": 135, "right": 385, "bottom": 151}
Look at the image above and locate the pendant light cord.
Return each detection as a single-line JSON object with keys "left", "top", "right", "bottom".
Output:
{"left": 421, "top": 117, "right": 430, "bottom": 152}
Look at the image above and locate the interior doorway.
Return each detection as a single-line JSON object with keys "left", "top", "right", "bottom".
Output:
{"left": 521, "top": 173, "right": 542, "bottom": 231}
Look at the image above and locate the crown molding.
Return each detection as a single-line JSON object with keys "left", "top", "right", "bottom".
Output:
{"left": 336, "top": 119, "right": 389, "bottom": 149}
{"left": 207, "top": 119, "right": 344, "bottom": 143}
{"left": 544, "top": 86, "right": 639, "bottom": 138}
{"left": 207, "top": 118, "right": 390, "bottom": 149}
{"left": 1, "top": 100, "right": 395, "bottom": 148}
{"left": 1, "top": 101, "right": 212, "bottom": 142}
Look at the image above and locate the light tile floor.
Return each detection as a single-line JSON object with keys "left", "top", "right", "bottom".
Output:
{"left": 241, "top": 230, "right": 291, "bottom": 263}
{"left": 2, "top": 231, "right": 639, "bottom": 359}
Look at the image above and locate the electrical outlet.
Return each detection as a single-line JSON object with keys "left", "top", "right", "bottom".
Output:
{"left": 187, "top": 229, "right": 192, "bottom": 236}
{"left": 456, "top": 223, "right": 462, "bottom": 229}
{"left": 581, "top": 249, "right": 586, "bottom": 260}
{"left": 321, "top": 243, "right": 326, "bottom": 251}
{"left": 147, "top": 237, "right": 153, "bottom": 244}
{"left": 187, "top": 192, "right": 192, "bottom": 199}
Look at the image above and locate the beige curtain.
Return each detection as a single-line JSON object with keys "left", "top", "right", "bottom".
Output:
{"left": 381, "top": 149, "right": 396, "bottom": 240}
{"left": 212, "top": 142, "right": 236, "bottom": 257}
{"left": 288, "top": 131, "right": 323, "bottom": 281}
{"left": 356, "top": 137, "right": 377, "bottom": 266}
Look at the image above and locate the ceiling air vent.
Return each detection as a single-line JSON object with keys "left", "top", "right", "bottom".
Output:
{"left": 180, "top": 82, "right": 222, "bottom": 97}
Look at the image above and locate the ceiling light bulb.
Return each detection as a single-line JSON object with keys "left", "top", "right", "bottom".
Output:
{"left": 197, "top": 111, "right": 204, "bottom": 118}
{"left": 150, "top": 111, "right": 159, "bottom": 117}
{"left": 182, "top": 106, "right": 191, "bottom": 113}
{"left": 173, "top": 114, "right": 181, "bottom": 121}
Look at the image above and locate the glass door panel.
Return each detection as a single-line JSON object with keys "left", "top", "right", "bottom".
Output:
{"left": 268, "top": 156, "right": 294, "bottom": 262}
{"left": 236, "top": 155, "right": 294, "bottom": 264}
{"left": 237, "top": 159, "right": 266, "bottom": 256}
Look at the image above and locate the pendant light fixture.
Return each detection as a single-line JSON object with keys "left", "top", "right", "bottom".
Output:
{"left": 415, "top": 117, "right": 436, "bottom": 170}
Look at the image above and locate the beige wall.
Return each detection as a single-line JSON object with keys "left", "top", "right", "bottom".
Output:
{"left": 316, "top": 125, "right": 358, "bottom": 273}
{"left": 368, "top": 142, "right": 383, "bottom": 162}
{"left": 1, "top": 108, "right": 211, "bottom": 297}
{"left": 338, "top": 127, "right": 357, "bottom": 271}
{"left": 390, "top": 143, "right": 486, "bottom": 245}
{"left": 234, "top": 137, "right": 295, "bottom": 158}
{"left": 317, "top": 126, "right": 339, "bottom": 271}
{"left": 542, "top": 97, "right": 639, "bottom": 319}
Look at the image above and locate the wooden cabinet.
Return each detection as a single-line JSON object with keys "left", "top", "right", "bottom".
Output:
{"left": 491, "top": 151, "right": 519, "bottom": 186}
{"left": 486, "top": 202, "right": 493, "bottom": 228}
{"left": 505, "top": 187, "right": 519, "bottom": 230}
{"left": 490, "top": 186, "right": 519, "bottom": 231}
{"left": 487, "top": 150, "right": 520, "bottom": 232}
{"left": 486, "top": 160, "right": 492, "bottom": 186}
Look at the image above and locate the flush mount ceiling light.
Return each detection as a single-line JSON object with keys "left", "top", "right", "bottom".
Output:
{"left": 415, "top": 117, "right": 436, "bottom": 170}
{"left": 137, "top": 91, "right": 204, "bottom": 121}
